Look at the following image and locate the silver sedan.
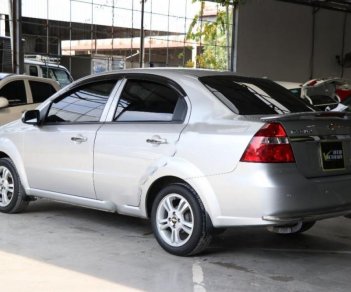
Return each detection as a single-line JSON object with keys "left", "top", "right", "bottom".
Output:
{"left": 1, "top": 69, "right": 351, "bottom": 256}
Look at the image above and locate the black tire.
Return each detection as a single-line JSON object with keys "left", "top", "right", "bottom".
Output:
{"left": 151, "top": 183, "right": 212, "bottom": 256}
{"left": 298, "top": 221, "right": 316, "bottom": 233}
{"left": 211, "top": 228, "right": 227, "bottom": 236}
{"left": 267, "top": 221, "right": 316, "bottom": 235}
{"left": 0, "top": 158, "right": 29, "bottom": 213}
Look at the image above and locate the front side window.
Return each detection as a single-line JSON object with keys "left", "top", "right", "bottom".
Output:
{"left": 0, "top": 80, "right": 27, "bottom": 106}
{"left": 45, "top": 80, "right": 117, "bottom": 123}
{"left": 29, "top": 80, "right": 57, "bottom": 103}
{"left": 114, "top": 80, "right": 184, "bottom": 122}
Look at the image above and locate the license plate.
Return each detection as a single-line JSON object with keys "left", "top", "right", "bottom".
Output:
{"left": 321, "top": 142, "right": 344, "bottom": 170}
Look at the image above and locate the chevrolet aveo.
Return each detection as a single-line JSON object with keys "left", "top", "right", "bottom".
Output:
{"left": 0, "top": 69, "right": 351, "bottom": 256}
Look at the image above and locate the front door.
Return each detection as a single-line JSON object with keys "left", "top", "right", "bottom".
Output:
{"left": 22, "top": 79, "right": 119, "bottom": 198}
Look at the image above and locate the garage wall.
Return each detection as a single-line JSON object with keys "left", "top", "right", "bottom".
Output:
{"left": 342, "top": 14, "right": 351, "bottom": 78}
{"left": 313, "top": 9, "right": 348, "bottom": 79}
{"left": 235, "top": 0, "right": 351, "bottom": 82}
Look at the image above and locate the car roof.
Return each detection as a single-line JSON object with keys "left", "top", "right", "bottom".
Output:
{"left": 0, "top": 73, "right": 13, "bottom": 81}
{"left": 0, "top": 74, "right": 60, "bottom": 89}
{"left": 24, "top": 59, "right": 68, "bottom": 70}
{"left": 82, "top": 68, "right": 269, "bottom": 83}
{"left": 67, "top": 68, "right": 283, "bottom": 95}
{"left": 108, "top": 68, "right": 236, "bottom": 77}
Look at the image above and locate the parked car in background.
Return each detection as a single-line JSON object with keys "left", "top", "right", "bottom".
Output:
{"left": 276, "top": 79, "right": 339, "bottom": 111}
{"left": 334, "top": 79, "right": 351, "bottom": 101}
{"left": 275, "top": 81, "right": 303, "bottom": 98}
{"left": 301, "top": 79, "right": 340, "bottom": 110}
{"left": 332, "top": 95, "right": 351, "bottom": 112}
{"left": 24, "top": 56, "right": 73, "bottom": 88}
{"left": 1, "top": 69, "right": 351, "bottom": 256}
{"left": 0, "top": 73, "right": 60, "bottom": 125}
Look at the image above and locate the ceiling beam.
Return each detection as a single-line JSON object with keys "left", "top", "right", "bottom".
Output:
{"left": 277, "top": 0, "right": 351, "bottom": 13}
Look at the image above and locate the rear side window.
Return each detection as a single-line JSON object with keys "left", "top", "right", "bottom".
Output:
{"left": 114, "top": 80, "right": 186, "bottom": 122}
{"left": 45, "top": 80, "right": 116, "bottom": 123}
{"left": 200, "top": 76, "right": 313, "bottom": 115}
{"left": 29, "top": 80, "right": 57, "bottom": 103}
{"left": 0, "top": 80, "right": 27, "bottom": 105}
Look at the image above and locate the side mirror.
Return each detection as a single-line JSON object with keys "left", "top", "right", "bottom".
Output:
{"left": 0, "top": 97, "right": 9, "bottom": 109}
{"left": 22, "top": 110, "right": 40, "bottom": 125}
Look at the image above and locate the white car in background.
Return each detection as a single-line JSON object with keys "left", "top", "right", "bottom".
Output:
{"left": 0, "top": 73, "right": 60, "bottom": 125}
{"left": 277, "top": 80, "right": 339, "bottom": 111}
{"left": 275, "top": 81, "right": 303, "bottom": 98}
{"left": 24, "top": 58, "right": 73, "bottom": 88}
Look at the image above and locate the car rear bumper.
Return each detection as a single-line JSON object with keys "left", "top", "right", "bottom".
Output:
{"left": 189, "top": 163, "right": 351, "bottom": 227}
{"left": 262, "top": 205, "right": 351, "bottom": 222}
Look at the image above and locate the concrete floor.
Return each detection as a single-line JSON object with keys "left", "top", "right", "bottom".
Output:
{"left": 0, "top": 199, "right": 350, "bottom": 292}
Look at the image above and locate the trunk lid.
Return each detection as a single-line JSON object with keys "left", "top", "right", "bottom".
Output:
{"left": 262, "top": 112, "right": 351, "bottom": 178}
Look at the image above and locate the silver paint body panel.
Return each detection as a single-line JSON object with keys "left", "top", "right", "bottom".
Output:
{"left": 1, "top": 69, "right": 351, "bottom": 227}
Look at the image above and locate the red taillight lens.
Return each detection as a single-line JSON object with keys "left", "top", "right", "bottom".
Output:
{"left": 240, "top": 123, "right": 295, "bottom": 163}
{"left": 307, "top": 79, "right": 318, "bottom": 87}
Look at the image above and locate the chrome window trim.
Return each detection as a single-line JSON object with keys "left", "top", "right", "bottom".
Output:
{"left": 41, "top": 78, "right": 123, "bottom": 126}
{"left": 105, "top": 77, "right": 188, "bottom": 123}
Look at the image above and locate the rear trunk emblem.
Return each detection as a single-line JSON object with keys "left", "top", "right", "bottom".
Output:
{"left": 328, "top": 123, "right": 337, "bottom": 131}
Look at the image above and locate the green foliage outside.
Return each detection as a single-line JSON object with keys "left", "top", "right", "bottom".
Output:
{"left": 186, "top": 0, "right": 242, "bottom": 70}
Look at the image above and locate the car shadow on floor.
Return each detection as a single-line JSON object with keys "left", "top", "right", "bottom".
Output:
{"left": 24, "top": 199, "right": 351, "bottom": 255}
{"left": 1, "top": 199, "right": 350, "bottom": 291}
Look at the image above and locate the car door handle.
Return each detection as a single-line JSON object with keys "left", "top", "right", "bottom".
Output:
{"left": 71, "top": 135, "right": 88, "bottom": 143}
{"left": 146, "top": 136, "right": 168, "bottom": 145}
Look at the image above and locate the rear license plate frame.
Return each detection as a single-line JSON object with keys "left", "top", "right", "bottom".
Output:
{"left": 320, "top": 141, "right": 345, "bottom": 171}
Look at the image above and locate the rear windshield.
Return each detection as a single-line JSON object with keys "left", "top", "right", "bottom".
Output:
{"left": 200, "top": 76, "right": 313, "bottom": 115}
{"left": 42, "top": 66, "right": 72, "bottom": 87}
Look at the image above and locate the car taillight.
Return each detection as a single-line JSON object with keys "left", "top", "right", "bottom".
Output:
{"left": 240, "top": 123, "right": 295, "bottom": 163}
{"left": 307, "top": 79, "right": 317, "bottom": 87}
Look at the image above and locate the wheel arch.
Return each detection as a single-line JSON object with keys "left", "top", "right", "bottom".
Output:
{"left": 0, "top": 142, "right": 30, "bottom": 191}
{"left": 142, "top": 171, "right": 221, "bottom": 226}
{"left": 0, "top": 151, "right": 10, "bottom": 159}
{"left": 145, "top": 176, "right": 188, "bottom": 218}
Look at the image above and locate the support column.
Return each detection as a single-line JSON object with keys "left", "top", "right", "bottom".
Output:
{"left": 9, "top": 0, "right": 23, "bottom": 74}
{"left": 230, "top": 4, "right": 239, "bottom": 72}
{"left": 139, "top": 0, "right": 145, "bottom": 68}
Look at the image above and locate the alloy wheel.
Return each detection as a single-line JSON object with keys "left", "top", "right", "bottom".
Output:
{"left": 156, "top": 193, "right": 194, "bottom": 247}
{"left": 0, "top": 166, "right": 14, "bottom": 207}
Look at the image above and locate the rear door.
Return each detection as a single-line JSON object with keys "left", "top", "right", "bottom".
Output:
{"left": 94, "top": 76, "right": 189, "bottom": 206}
